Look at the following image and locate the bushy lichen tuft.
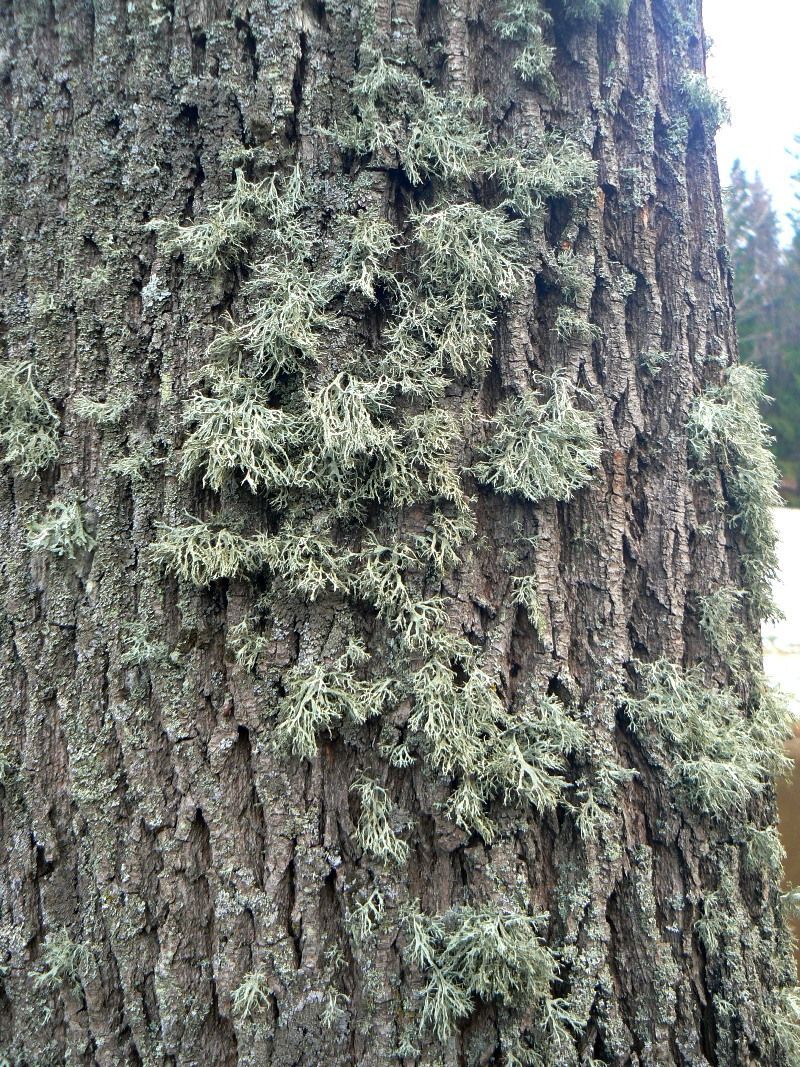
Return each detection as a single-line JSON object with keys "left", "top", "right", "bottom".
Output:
{"left": 351, "top": 776, "right": 409, "bottom": 864}
{"left": 411, "top": 201, "right": 526, "bottom": 305}
{"left": 336, "top": 53, "right": 487, "bottom": 186}
{"left": 28, "top": 498, "right": 95, "bottom": 558}
{"left": 766, "top": 987, "right": 800, "bottom": 1066}
{"left": 33, "top": 928, "right": 93, "bottom": 993}
{"left": 180, "top": 363, "right": 306, "bottom": 494}
{"left": 150, "top": 164, "right": 305, "bottom": 272}
{"left": 73, "top": 392, "right": 130, "bottom": 426}
{"left": 475, "top": 374, "right": 602, "bottom": 503}
{"left": 275, "top": 656, "right": 394, "bottom": 760}
{"left": 151, "top": 517, "right": 265, "bottom": 585}
{"left": 209, "top": 269, "right": 329, "bottom": 396}
{"left": 407, "top": 643, "right": 587, "bottom": 839}
{"left": 688, "top": 365, "right": 781, "bottom": 617}
{"left": 489, "top": 135, "right": 597, "bottom": 219}
{"left": 0, "top": 360, "right": 60, "bottom": 477}
{"left": 623, "top": 660, "right": 791, "bottom": 818}
{"left": 401, "top": 901, "right": 568, "bottom": 1047}
{"left": 680, "top": 71, "right": 730, "bottom": 135}
{"left": 696, "top": 585, "right": 746, "bottom": 663}
{"left": 495, "top": 0, "right": 555, "bottom": 91}
{"left": 231, "top": 971, "right": 272, "bottom": 1020}
{"left": 338, "top": 212, "right": 399, "bottom": 301}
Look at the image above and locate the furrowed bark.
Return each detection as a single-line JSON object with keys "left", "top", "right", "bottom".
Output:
{"left": 0, "top": 1, "right": 795, "bottom": 1065}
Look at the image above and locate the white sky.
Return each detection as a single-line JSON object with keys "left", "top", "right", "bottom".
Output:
{"left": 703, "top": 0, "right": 799, "bottom": 238}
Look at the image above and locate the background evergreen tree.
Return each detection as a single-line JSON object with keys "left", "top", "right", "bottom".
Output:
{"left": 725, "top": 154, "right": 800, "bottom": 494}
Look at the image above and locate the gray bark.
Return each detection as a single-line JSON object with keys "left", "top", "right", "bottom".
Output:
{"left": 0, "top": 0, "right": 795, "bottom": 1065}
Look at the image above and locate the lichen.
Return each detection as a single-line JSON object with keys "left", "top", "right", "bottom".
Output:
{"left": 400, "top": 900, "right": 576, "bottom": 1056}
{"left": 496, "top": 0, "right": 556, "bottom": 91}
{"left": 680, "top": 70, "right": 730, "bottom": 135}
{"left": 275, "top": 656, "right": 394, "bottom": 760}
{"left": 180, "top": 363, "right": 306, "bottom": 494}
{"left": 231, "top": 971, "right": 272, "bottom": 1020}
{"left": 149, "top": 163, "right": 304, "bottom": 272}
{"left": 33, "top": 928, "right": 93, "bottom": 993}
{"left": 407, "top": 646, "right": 587, "bottom": 839}
{"left": 688, "top": 365, "right": 782, "bottom": 618}
{"left": 696, "top": 585, "right": 746, "bottom": 664}
{"left": 622, "top": 660, "right": 791, "bottom": 819}
{"left": 27, "top": 498, "right": 95, "bottom": 558}
{"left": 351, "top": 776, "right": 409, "bottom": 864}
{"left": 151, "top": 517, "right": 266, "bottom": 585}
{"left": 0, "top": 360, "right": 60, "bottom": 477}
{"left": 474, "top": 373, "right": 602, "bottom": 503}
{"left": 73, "top": 392, "right": 130, "bottom": 426}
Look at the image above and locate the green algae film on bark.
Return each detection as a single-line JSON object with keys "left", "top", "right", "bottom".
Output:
{"left": 0, "top": 0, "right": 796, "bottom": 1065}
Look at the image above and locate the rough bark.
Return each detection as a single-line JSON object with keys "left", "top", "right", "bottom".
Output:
{"left": 0, "top": 1, "right": 796, "bottom": 1066}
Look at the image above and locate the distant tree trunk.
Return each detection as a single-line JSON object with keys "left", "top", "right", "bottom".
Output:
{"left": 1, "top": 1, "right": 796, "bottom": 1065}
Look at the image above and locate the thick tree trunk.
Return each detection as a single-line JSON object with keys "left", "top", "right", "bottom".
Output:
{"left": 0, "top": 0, "right": 796, "bottom": 1065}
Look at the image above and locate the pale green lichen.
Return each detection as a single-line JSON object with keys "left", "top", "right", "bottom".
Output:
{"left": 489, "top": 135, "right": 597, "bottom": 219}
{"left": 119, "top": 620, "right": 177, "bottom": 668}
{"left": 275, "top": 656, "right": 394, "bottom": 760}
{"left": 150, "top": 164, "right": 304, "bottom": 272}
{"left": 355, "top": 534, "right": 452, "bottom": 648}
{"left": 554, "top": 306, "right": 602, "bottom": 343}
{"left": 383, "top": 289, "right": 496, "bottom": 387}
{"left": 511, "top": 575, "right": 548, "bottom": 640}
{"left": 28, "top": 498, "right": 95, "bottom": 558}
{"left": 765, "top": 987, "right": 800, "bottom": 1066}
{"left": 402, "top": 89, "right": 489, "bottom": 187}
{"left": 305, "top": 372, "right": 396, "bottom": 472}
{"left": 364, "top": 409, "right": 467, "bottom": 511}
{"left": 347, "top": 887, "right": 385, "bottom": 941}
{"left": 321, "top": 990, "right": 349, "bottom": 1028}
{"left": 401, "top": 902, "right": 568, "bottom": 1047}
{"left": 623, "top": 660, "right": 791, "bottom": 818}
{"left": 337, "top": 52, "right": 487, "bottom": 186}
{"left": 412, "top": 508, "right": 476, "bottom": 575}
{"left": 351, "top": 776, "right": 409, "bottom": 864}
{"left": 743, "top": 825, "right": 785, "bottom": 880}
{"left": 180, "top": 363, "right": 306, "bottom": 494}
{"left": 688, "top": 365, "right": 782, "bottom": 618}
{"left": 639, "top": 348, "right": 670, "bottom": 376}
{"left": 231, "top": 971, "right": 272, "bottom": 1020}
{"left": 73, "top": 392, "right": 130, "bottom": 426}
{"left": 355, "top": 534, "right": 425, "bottom": 617}
{"left": 495, "top": 0, "right": 555, "bottom": 91}
{"left": 260, "top": 515, "right": 354, "bottom": 600}
{"left": 151, "top": 517, "right": 265, "bottom": 585}
{"left": 680, "top": 70, "right": 730, "bottom": 135}
{"left": 407, "top": 643, "right": 587, "bottom": 839}
{"left": 696, "top": 585, "right": 746, "bottom": 664}
{"left": 475, "top": 374, "right": 602, "bottom": 503}
{"left": 0, "top": 360, "right": 60, "bottom": 477}
{"left": 550, "top": 249, "right": 594, "bottom": 306}
{"left": 33, "top": 928, "right": 93, "bottom": 993}
{"left": 218, "top": 256, "right": 332, "bottom": 386}
{"left": 227, "top": 619, "right": 271, "bottom": 672}
{"left": 338, "top": 212, "right": 399, "bottom": 301}
{"left": 411, "top": 201, "right": 525, "bottom": 306}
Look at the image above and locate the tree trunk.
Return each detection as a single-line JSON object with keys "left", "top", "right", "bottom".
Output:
{"left": 0, "top": 0, "right": 796, "bottom": 1065}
